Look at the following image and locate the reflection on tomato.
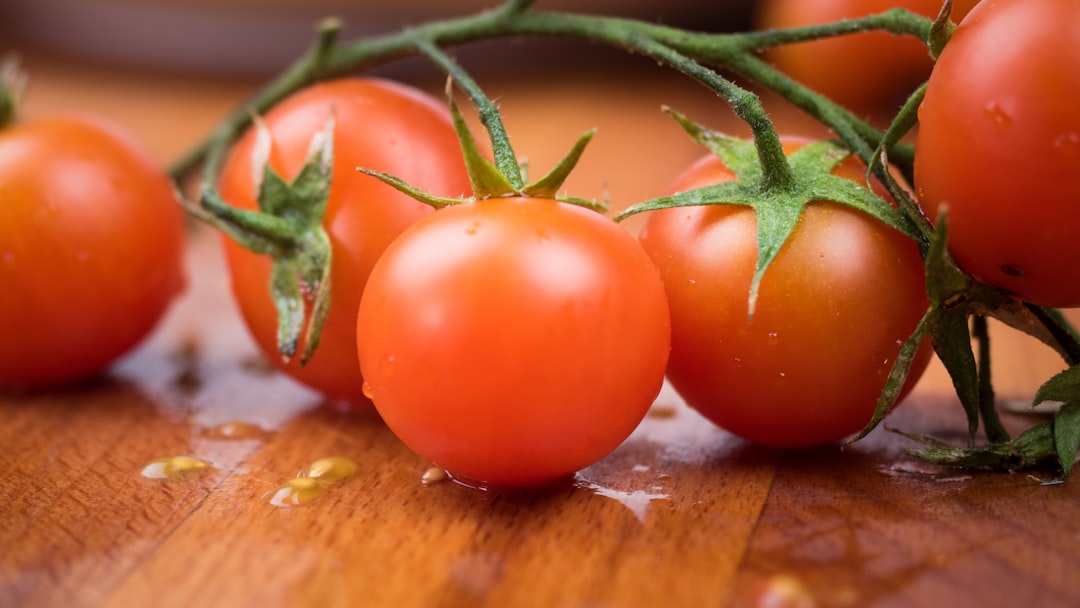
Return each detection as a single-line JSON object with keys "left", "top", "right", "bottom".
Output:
{"left": 357, "top": 197, "right": 671, "bottom": 488}
{"left": 0, "top": 116, "right": 185, "bottom": 388}
{"left": 915, "top": 0, "right": 1080, "bottom": 308}
{"left": 218, "top": 78, "right": 471, "bottom": 404}
{"left": 757, "top": 0, "right": 980, "bottom": 113}
{"left": 639, "top": 141, "right": 931, "bottom": 448}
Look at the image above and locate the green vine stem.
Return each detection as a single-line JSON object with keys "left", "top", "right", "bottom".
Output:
{"left": 170, "top": 3, "right": 937, "bottom": 189}
{"left": 413, "top": 39, "right": 524, "bottom": 190}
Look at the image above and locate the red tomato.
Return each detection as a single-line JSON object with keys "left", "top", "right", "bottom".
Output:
{"left": 0, "top": 116, "right": 186, "bottom": 388}
{"left": 757, "top": 0, "right": 980, "bottom": 114}
{"left": 639, "top": 142, "right": 931, "bottom": 448}
{"left": 356, "top": 197, "right": 671, "bottom": 488}
{"left": 218, "top": 78, "right": 471, "bottom": 404}
{"left": 915, "top": 0, "right": 1080, "bottom": 308}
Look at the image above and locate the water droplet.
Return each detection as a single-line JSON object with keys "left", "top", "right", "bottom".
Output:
{"left": 361, "top": 382, "right": 374, "bottom": 400}
{"left": 576, "top": 477, "right": 670, "bottom": 523}
{"left": 422, "top": 466, "right": 449, "bottom": 485}
{"left": 203, "top": 420, "right": 267, "bottom": 440}
{"left": 1053, "top": 132, "right": 1080, "bottom": 154}
{"left": 984, "top": 102, "right": 1012, "bottom": 130}
{"left": 141, "top": 456, "right": 211, "bottom": 479}
{"left": 767, "top": 332, "right": 780, "bottom": 345}
{"left": 754, "top": 574, "right": 816, "bottom": 608}
{"left": 268, "top": 477, "right": 326, "bottom": 507}
{"left": 379, "top": 354, "right": 397, "bottom": 379}
{"left": 304, "top": 456, "right": 358, "bottom": 482}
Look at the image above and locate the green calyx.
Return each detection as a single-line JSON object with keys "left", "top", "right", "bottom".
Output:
{"left": 617, "top": 107, "right": 918, "bottom": 316}
{"left": 184, "top": 114, "right": 335, "bottom": 366}
{"left": 928, "top": 0, "right": 961, "bottom": 60}
{"left": 852, "top": 210, "right": 1080, "bottom": 480}
{"left": 360, "top": 49, "right": 604, "bottom": 213}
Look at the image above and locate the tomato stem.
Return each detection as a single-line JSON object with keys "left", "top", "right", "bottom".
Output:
{"left": 169, "top": 3, "right": 935, "bottom": 188}
{"left": 415, "top": 39, "right": 525, "bottom": 191}
{"left": 973, "top": 315, "right": 1010, "bottom": 443}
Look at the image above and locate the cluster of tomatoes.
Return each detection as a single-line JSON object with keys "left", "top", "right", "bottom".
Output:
{"left": 2, "top": 0, "right": 1076, "bottom": 488}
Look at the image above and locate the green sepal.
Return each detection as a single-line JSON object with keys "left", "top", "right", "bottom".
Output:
{"left": 357, "top": 167, "right": 470, "bottom": 209}
{"left": 1036, "top": 366, "right": 1080, "bottom": 406}
{"left": 933, "top": 309, "right": 981, "bottom": 440}
{"left": 183, "top": 188, "right": 294, "bottom": 256}
{"left": 1052, "top": 402, "right": 1080, "bottom": 479}
{"left": 555, "top": 195, "right": 608, "bottom": 214}
{"left": 271, "top": 228, "right": 333, "bottom": 364}
{"left": 522, "top": 129, "right": 596, "bottom": 199}
{"left": 921, "top": 211, "right": 983, "bottom": 439}
{"left": 901, "top": 402, "right": 1080, "bottom": 481}
{"left": 899, "top": 422, "right": 1061, "bottom": 475}
{"left": 446, "top": 85, "right": 516, "bottom": 198}
{"left": 928, "top": 0, "right": 959, "bottom": 59}
{"left": 663, "top": 107, "right": 763, "bottom": 179}
{"left": 850, "top": 306, "right": 934, "bottom": 443}
{"left": 356, "top": 76, "right": 602, "bottom": 213}
{"left": 899, "top": 209, "right": 1080, "bottom": 476}
{"left": 618, "top": 110, "right": 915, "bottom": 316}
{"left": 184, "top": 113, "right": 336, "bottom": 365}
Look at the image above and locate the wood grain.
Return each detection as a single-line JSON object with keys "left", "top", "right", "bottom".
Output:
{"left": 2, "top": 47, "right": 1079, "bottom": 608}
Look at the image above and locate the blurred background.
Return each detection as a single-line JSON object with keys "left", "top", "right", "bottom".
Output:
{"left": 0, "top": 0, "right": 755, "bottom": 78}
{"left": 0, "top": 0, "right": 959, "bottom": 227}
{"left": 0, "top": 0, "right": 763, "bottom": 228}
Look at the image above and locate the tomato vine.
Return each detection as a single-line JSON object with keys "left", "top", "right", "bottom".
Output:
{"left": 166, "top": 0, "right": 1080, "bottom": 479}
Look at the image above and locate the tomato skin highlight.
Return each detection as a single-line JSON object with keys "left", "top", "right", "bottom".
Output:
{"left": 0, "top": 116, "right": 186, "bottom": 388}
{"left": 640, "top": 146, "right": 931, "bottom": 449}
{"left": 218, "top": 78, "right": 471, "bottom": 404}
{"left": 915, "top": 0, "right": 1080, "bottom": 308}
{"left": 357, "top": 197, "right": 671, "bottom": 488}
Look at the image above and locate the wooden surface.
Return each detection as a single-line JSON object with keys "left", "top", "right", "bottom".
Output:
{"left": 2, "top": 45, "right": 1080, "bottom": 608}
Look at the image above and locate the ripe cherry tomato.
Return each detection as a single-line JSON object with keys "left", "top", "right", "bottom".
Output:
{"left": 915, "top": 0, "right": 1080, "bottom": 308}
{"left": 357, "top": 197, "right": 671, "bottom": 488}
{"left": 218, "top": 78, "right": 471, "bottom": 404}
{"left": 639, "top": 141, "right": 931, "bottom": 448}
{"left": 0, "top": 116, "right": 186, "bottom": 388}
{"left": 756, "top": 0, "right": 980, "bottom": 114}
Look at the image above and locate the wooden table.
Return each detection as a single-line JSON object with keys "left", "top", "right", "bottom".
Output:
{"left": 2, "top": 45, "right": 1079, "bottom": 608}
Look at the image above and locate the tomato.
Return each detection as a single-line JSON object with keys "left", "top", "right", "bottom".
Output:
{"left": 639, "top": 141, "right": 931, "bottom": 448}
{"left": 756, "top": 0, "right": 980, "bottom": 114}
{"left": 915, "top": 0, "right": 1080, "bottom": 308}
{"left": 356, "top": 197, "right": 671, "bottom": 488}
{"left": 0, "top": 116, "right": 185, "bottom": 388}
{"left": 218, "top": 78, "right": 471, "bottom": 404}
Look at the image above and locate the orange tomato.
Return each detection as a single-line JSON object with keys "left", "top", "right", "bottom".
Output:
{"left": 757, "top": 0, "right": 980, "bottom": 114}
